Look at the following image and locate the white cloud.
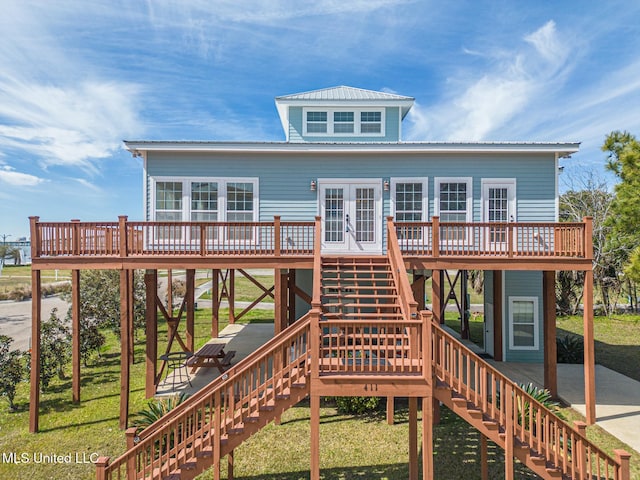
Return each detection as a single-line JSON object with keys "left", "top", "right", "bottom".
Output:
{"left": 406, "top": 20, "right": 573, "bottom": 141}
{"left": 0, "top": 166, "right": 45, "bottom": 187}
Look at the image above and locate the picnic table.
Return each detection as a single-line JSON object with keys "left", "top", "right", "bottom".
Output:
{"left": 187, "top": 343, "right": 236, "bottom": 374}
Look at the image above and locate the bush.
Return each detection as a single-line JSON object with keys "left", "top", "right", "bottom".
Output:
{"left": 557, "top": 335, "right": 584, "bottom": 364}
{"left": 0, "top": 336, "right": 26, "bottom": 412}
{"left": 40, "top": 308, "right": 71, "bottom": 390}
{"left": 133, "top": 393, "right": 187, "bottom": 433}
{"left": 335, "top": 396, "right": 380, "bottom": 415}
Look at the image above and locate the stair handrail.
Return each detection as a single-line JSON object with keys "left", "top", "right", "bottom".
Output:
{"left": 100, "top": 314, "right": 312, "bottom": 478}
{"left": 312, "top": 215, "right": 322, "bottom": 309}
{"left": 428, "top": 316, "right": 629, "bottom": 480}
{"left": 386, "top": 217, "right": 418, "bottom": 320}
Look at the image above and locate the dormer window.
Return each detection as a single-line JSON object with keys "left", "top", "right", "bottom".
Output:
{"left": 303, "top": 108, "right": 385, "bottom": 136}
{"left": 306, "top": 111, "right": 327, "bottom": 133}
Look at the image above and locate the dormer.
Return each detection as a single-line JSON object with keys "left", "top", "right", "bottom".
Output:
{"left": 275, "top": 86, "right": 414, "bottom": 143}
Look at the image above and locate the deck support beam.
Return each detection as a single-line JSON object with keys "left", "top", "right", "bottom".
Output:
{"left": 29, "top": 268, "right": 41, "bottom": 433}
{"left": 480, "top": 433, "right": 489, "bottom": 480}
{"left": 431, "top": 269, "right": 442, "bottom": 424}
{"left": 584, "top": 269, "right": 596, "bottom": 424}
{"left": 211, "top": 269, "right": 220, "bottom": 338}
{"left": 408, "top": 397, "right": 418, "bottom": 480}
{"left": 422, "top": 395, "right": 434, "bottom": 480}
{"left": 412, "top": 271, "right": 426, "bottom": 311}
{"left": 71, "top": 269, "right": 81, "bottom": 403}
{"left": 274, "top": 268, "right": 287, "bottom": 335}
{"left": 229, "top": 269, "right": 235, "bottom": 323}
{"left": 128, "top": 269, "right": 135, "bottom": 365}
{"left": 310, "top": 394, "right": 320, "bottom": 480}
{"left": 145, "top": 270, "right": 158, "bottom": 398}
{"left": 186, "top": 269, "right": 195, "bottom": 352}
{"left": 287, "top": 269, "right": 296, "bottom": 325}
{"left": 119, "top": 269, "right": 131, "bottom": 429}
{"left": 386, "top": 396, "right": 394, "bottom": 425}
{"left": 493, "top": 271, "right": 503, "bottom": 361}
{"left": 543, "top": 270, "right": 557, "bottom": 397}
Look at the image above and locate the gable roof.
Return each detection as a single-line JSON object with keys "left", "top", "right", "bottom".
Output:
{"left": 275, "top": 85, "right": 414, "bottom": 102}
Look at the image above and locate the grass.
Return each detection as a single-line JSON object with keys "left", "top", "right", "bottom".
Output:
{"left": 199, "top": 273, "right": 275, "bottom": 303}
{"left": 0, "top": 265, "right": 70, "bottom": 293}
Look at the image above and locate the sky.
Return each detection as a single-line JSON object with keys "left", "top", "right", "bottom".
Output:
{"left": 1, "top": 0, "right": 639, "bottom": 238}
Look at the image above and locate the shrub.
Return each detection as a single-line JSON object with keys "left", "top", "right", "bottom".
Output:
{"left": 335, "top": 396, "right": 380, "bottom": 415}
{"left": 40, "top": 308, "right": 71, "bottom": 390}
{"left": 0, "top": 336, "right": 26, "bottom": 412}
{"left": 557, "top": 335, "right": 584, "bottom": 364}
{"left": 132, "top": 393, "right": 187, "bottom": 433}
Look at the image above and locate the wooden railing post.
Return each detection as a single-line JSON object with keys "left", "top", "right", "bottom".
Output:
{"left": 310, "top": 309, "right": 320, "bottom": 379}
{"left": 614, "top": 449, "right": 631, "bottom": 480}
{"left": 574, "top": 421, "right": 587, "bottom": 478}
{"left": 71, "top": 219, "right": 80, "bottom": 255}
{"left": 422, "top": 311, "right": 433, "bottom": 382}
{"left": 29, "top": 216, "right": 40, "bottom": 259}
{"left": 274, "top": 216, "right": 281, "bottom": 256}
{"left": 125, "top": 427, "right": 137, "bottom": 479}
{"left": 504, "top": 383, "right": 514, "bottom": 480}
{"left": 432, "top": 216, "right": 439, "bottom": 257}
{"left": 508, "top": 223, "right": 514, "bottom": 258}
{"left": 95, "top": 456, "right": 110, "bottom": 480}
{"left": 583, "top": 216, "right": 593, "bottom": 260}
{"left": 118, "top": 215, "right": 128, "bottom": 258}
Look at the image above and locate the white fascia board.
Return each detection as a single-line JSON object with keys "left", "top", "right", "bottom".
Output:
{"left": 124, "top": 141, "right": 580, "bottom": 156}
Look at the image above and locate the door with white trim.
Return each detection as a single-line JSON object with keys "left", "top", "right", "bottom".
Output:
{"left": 482, "top": 180, "right": 516, "bottom": 251}
{"left": 319, "top": 181, "right": 382, "bottom": 254}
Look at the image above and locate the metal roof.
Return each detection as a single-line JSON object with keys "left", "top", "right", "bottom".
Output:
{"left": 275, "top": 86, "right": 414, "bottom": 102}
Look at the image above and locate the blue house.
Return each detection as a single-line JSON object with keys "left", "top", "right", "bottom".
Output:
{"left": 29, "top": 86, "right": 608, "bottom": 479}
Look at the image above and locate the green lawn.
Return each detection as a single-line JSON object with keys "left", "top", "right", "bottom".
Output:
{"left": 199, "top": 273, "right": 275, "bottom": 303}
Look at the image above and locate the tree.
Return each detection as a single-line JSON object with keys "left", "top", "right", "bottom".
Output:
{"left": 603, "top": 131, "right": 640, "bottom": 311}
{"left": 0, "top": 335, "right": 26, "bottom": 411}
{"left": 40, "top": 308, "right": 71, "bottom": 390}
{"left": 0, "top": 244, "right": 19, "bottom": 267}
{"left": 60, "top": 270, "right": 146, "bottom": 337}
{"left": 558, "top": 171, "right": 619, "bottom": 314}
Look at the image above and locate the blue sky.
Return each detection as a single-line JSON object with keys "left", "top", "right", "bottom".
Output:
{"left": 1, "top": 0, "right": 639, "bottom": 238}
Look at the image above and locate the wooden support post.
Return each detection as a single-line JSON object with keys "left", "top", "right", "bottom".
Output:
{"left": 119, "top": 270, "right": 131, "bottom": 430}
{"left": 229, "top": 269, "right": 235, "bottom": 324}
{"left": 310, "top": 394, "right": 320, "bottom": 480}
{"left": 29, "top": 268, "right": 42, "bottom": 433}
{"left": 412, "top": 271, "right": 426, "bottom": 311}
{"left": 461, "top": 270, "right": 469, "bottom": 339}
{"left": 543, "top": 270, "right": 558, "bottom": 397}
{"left": 504, "top": 383, "right": 514, "bottom": 480}
{"left": 71, "top": 269, "right": 81, "bottom": 403}
{"left": 431, "top": 269, "right": 442, "bottom": 324}
{"left": 186, "top": 269, "right": 195, "bottom": 352}
{"left": 212, "top": 269, "right": 220, "bottom": 338}
{"left": 493, "top": 270, "right": 503, "bottom": 362}
{"left": 408, "top": 397, "right": 418, "bottom": 480}
{"left": 145, "top": 270, "right": 158, "bottom": 398}
{"left": 288, "top": 269, "right": 296, "bottom": 325}
{"left": 274, "top": 268, "right": 283, "bottom": 335}
{"left": 584, "top": 269, "right": 596, "bottom": 424}
{"left": 480, "top": 433, "right": 489, "bottom": 480}
{"left": 228, "top": 450, "right": 234, "bottom": 480}
{"left": 128, "top": 269, "right": 135, "bottom": 365}
{"left": 280, "top": 269, "right": 288, "bottom": 331}
{"left": 422, "top": 395, "right": 434, "bottom": 480}
{"left": 213, "top": 390, "right": 221, "bottom": 480}
{"left": 386, "top": 396, "right": 394, "bottom": 425}
{"left": 167, "top": 269, "right": 173, "bottom": 317}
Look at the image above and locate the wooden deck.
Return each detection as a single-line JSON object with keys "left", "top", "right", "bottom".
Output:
{"left": 28, "top": 215, "right": 593, "bottom": 271}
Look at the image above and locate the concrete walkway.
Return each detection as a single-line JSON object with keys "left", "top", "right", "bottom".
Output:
{"left": 493, "top": 362, "right": 640, "bottom": 455}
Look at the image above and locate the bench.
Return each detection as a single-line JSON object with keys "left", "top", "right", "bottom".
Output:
{"left": 220, "top": 350, "right": 236, "bottom": 366}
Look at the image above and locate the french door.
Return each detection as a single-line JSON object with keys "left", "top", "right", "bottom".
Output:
{"left": 482, "top": 180, "right": 515, "bottom": 251}
{"left": 319, "top": 180, "right": 382, "bottom": 253}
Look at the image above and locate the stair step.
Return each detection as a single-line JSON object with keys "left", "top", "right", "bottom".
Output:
{"left": 180, "top": 461, "right": 197, "bottom": 471}
{"left": 196, "top": 447, "right": 213, "bottom": 459}
{"left": 545, "top": 467, "right": 563, "bottom": 478}
{"left": 482, "top": 420, "right": 499, "bottom": 430}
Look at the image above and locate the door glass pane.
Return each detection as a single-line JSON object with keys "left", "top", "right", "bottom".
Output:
{"left": 396, "top": 182, "right": 423, "bottom": 240}
{"left": 488, "top": 187, "right": 508, "bottom": 243}
{"left": 325, "top": 188, "right": 344, "bottom": 242}
{"left": 355, "top": 188, "right": 375, "bottom": 242}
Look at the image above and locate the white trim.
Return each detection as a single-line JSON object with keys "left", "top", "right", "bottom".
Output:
{"left": 508, "top": 296, "right": 539, "bottom": 351}
{"left": 142, "top": 152, "right": 148, "bottom": 221}
{"left": 434, "top": 177, "right": 473, "bottom": 222}
{"left": 480, "top": 178, "right": 517, "bottom": 222}
{"left": 390, "top": 177, "right": 429, "bottom": 220}
{"left": 302, "top": 107, "right": 385, "bottom": 137}
{"left": 502, "top": 271, "right": 507, "bottom": 359}
{"left": 554, "top": 153, "right": 559, "bottom": 221}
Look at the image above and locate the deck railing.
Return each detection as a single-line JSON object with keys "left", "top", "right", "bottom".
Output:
{"left": 31, "top": 216, "right": 315, "bottom": 258}
{"left": 429, "top": 317, "right": 628, "bottom": 480}
{"left": 30, "top": 216, "right": 591, "bottom": 260}
{"left": 396, "top": 216, "right": 590, "bottom": 258}
{"left": 97, "top": 313, "right": 311, "bottom": 480}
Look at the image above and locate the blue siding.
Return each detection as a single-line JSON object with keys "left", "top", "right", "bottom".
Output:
{"left": 289, "top": 107, "right": 400, "bottom": 143}
{"left": 503, "top": 271, "right": 544, "bottom": 363}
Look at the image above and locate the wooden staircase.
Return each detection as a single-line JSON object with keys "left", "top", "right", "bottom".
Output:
{"left": 98, "top": 238, "right": 628, "bottom": 479}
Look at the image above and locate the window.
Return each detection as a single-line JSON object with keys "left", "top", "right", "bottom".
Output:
{"left": 509, "top": 297, "right": 539, "bottom": 350}
{"left": 155, "top": 182, "right": 183, "bottom": 221}
{"left": 191, "top": 182, "right": 218, "bottom": 222}
{"left": 361, "top": 111, "right": 382, "bottom": 133}
{"left": 391, "top": 178, "right": 428, "bottom": 242}
{"left": 303, "top": 108, "right": 384, "bottom": 136}
{"left": 333, "top": 111, "right": 354, "bottom": 133}
{"left": 306, "top": 111, "right": 327, "bottom": 133}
